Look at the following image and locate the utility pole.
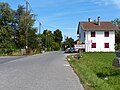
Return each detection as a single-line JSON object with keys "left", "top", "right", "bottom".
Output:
{"left": 39, "top": 22, "right": 41, "bottom": 34}
{"left": 25, "top": 1, "right": 28, "bottom": 50}
{"left": 64, "top": 35, "right": 67, "bottom": 50}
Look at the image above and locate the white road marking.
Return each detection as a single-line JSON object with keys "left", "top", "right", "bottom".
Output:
{"left": 64, "top": 64, "right": 70, "bottom": 67}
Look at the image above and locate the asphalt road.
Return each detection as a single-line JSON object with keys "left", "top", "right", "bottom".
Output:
{"left": 0, "top": 51, "right": 84, "bottom": 90}
{"left": 0, "top": 56, "right": 26, "bottom": 64}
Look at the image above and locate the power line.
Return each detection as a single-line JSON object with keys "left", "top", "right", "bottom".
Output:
{"left": 23, "top": 0, "right": 59, "bottom": 34}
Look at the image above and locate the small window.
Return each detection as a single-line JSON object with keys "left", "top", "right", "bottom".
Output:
{"left": 91, "top": 32, "right": 95, "bottom": 37}
{"left": 104, "top": 43, "right": 109, "bottom": 48}
{"left": 92, "top": 43, "right": 96, "bottom": 48}
{"left": 104, "top": 31, "right": 109, "bottom": 37}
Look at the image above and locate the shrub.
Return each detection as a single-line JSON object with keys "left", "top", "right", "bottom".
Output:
{"left": 115, "top": 43, "right": 120, "bottom": 50}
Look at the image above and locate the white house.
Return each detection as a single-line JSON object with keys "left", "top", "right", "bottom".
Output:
{"left": 77, "top": 17, "right": 118, "bottom": 52}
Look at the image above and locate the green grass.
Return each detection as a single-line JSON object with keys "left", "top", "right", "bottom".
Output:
{"left": 69, "top": 52, "right": 120, "bottom": 90}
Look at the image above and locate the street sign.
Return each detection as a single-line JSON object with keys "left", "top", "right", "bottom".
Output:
{"left": 74, "top": 44, "right": 85, "bottom": 49}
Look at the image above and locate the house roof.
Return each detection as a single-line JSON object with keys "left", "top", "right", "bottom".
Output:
{"left": 77, "top": 21, "right": 119, "bottom": 34}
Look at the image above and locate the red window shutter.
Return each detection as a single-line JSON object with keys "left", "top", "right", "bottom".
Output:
{"left": 104, "top": 43, "right": 109, "bottom": 48}
{"left": 92, "top": 43, "right": 96, "bottom": 48}
{"left": 104, "top": 32, "right": 109, "bottom": 37}
{"left": 91, "top": 32, "right": 95, "bottom": 37}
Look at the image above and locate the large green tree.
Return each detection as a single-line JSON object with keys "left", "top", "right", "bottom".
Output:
{"left": 0, "top": 2, "right": 15, "bottom": 54}
{"left": 0, "top": 2, "right": 64, "bottom": 54}
{"left": 62, "top": 37, "right": 75, "bottom": 50}
{"left": 39, "top": 29, "right": 63, "bottom": 51}
{"left": 65, "top": 37, "right": 74, "bottom": 48}
{"left": 0, "top": 3, "right": 40, "bottom": 54}
{"left": 14, "top": 5, "right": 38, "bottom": 49}
{"left": 53, "top": 29, "right": 63, "bottom": 45}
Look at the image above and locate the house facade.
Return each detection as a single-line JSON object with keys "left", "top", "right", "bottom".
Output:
{"left": 77, "top": 17, "right": 118, "bottom": 52}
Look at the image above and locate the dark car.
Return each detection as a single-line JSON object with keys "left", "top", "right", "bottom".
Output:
{"left": 65, "top": 47, "right": 76, "bottom": 53}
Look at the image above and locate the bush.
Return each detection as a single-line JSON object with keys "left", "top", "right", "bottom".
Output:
{"left": 69, "top": 52, "right": 120, "bottom": 90}
{"left": 51, "top": 42, "right": 60, "bottom": 51}
{"left": 115, "top": 43, "right": 120, "bottom": 50}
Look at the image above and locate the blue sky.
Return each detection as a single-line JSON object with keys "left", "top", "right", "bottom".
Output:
{"left": 1, "top": 0, "right": 120, "bottom": 40}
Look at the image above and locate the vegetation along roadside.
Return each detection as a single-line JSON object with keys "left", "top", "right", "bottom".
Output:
{"left": 68, "top": 52, "right": 120, "bottom": 90}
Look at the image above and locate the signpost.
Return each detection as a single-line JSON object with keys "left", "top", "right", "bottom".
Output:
{"left": 74, "top": 44, "right": 85, "bottom": 51}
{"left": 74, "top": 44, "right": 85, "bottom": 57}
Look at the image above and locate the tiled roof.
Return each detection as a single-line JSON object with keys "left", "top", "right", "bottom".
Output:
{"left": 80, "top": 22, "right": 118, "bottom": 30}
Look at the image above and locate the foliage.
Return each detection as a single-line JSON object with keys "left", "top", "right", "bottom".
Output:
{"left": 53, "top": 29, "right": 63, "bottom": 45}
{"left": 0, "top": 2, "right": 16, "bottom": 54}
{"left": 112, "top": 18, "right": 120, "bottom": 26}
{"left": 115, "top": 31, "right": 120, "bottom": 45}
{"left": 115, "top": 43, "right": 120, "bottom": 51}
{"left": 69, "top": 52, "right": 120, "bottom": 90}
{"left": 14, "top": 5, "right": 38, "bottom": 49}
{"left": 51, "top": 42, "right": 60, "bottom": 51}
{"left": 62, "top": 37, "right": 75, "bottom": 50}
{"left": 0, "top": 2, "right": 63, "bottom": 55}
{"left": 112, "top": 18, "right": 120, "bottom": 44}
{"left": 37, "top": 29, "right": 63, "bottom": 51}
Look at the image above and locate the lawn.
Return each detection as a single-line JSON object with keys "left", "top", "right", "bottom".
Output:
{"left": 69, "top": 52, "right": 120, "bottom": 90}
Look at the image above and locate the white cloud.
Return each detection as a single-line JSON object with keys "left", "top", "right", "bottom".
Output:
{"left": 93, "top": 0, "right": 111, "bottom": 5}
{"left": 113, "top": 0, "right": 120, "bottom": 8}
{"left": 93, "top": 0, "right": 120, "bottom": 8}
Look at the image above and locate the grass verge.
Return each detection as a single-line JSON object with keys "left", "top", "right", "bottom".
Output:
{"left": 69, "top": 52, "right": 120, "bottom": 90}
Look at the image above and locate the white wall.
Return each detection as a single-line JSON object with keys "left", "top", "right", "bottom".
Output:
{"left": 85, "top": 30, "right": 115, "bottom": 52}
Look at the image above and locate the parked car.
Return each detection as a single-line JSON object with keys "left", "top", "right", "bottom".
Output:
{"left": 65, "top": 47, "right": 76, "bottom": 53}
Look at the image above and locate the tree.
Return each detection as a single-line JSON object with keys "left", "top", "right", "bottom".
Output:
{"left": 115, "top": 31, "right": 120, "bottom": 44}
{"left": 13, "top": 5, "right": 26, "bottom": 48}
{"left": 112, "top": 18, "right": 120, "bottom": 26}
{"left": 62, "top": 37, "right": 74, "bottom": 50}
{"left": 0, "top": 3, "right": 40, "bottom": 54}
{"left": 0, "top": 2, "right": 64, "bottom": 54}
{"left": 51, "top": 42, "right": 60, "bottom": 51}
{"left": 40, "top": 29, "right": 63, "bottom": 51}
{"left": 43, "top": 30, "right": 53, "bottom": 49}
{"left": 112, "top": 18, "right": 120, "bottom": 44}
{"left": 14, "top": 5, "right": 38, "bottom": 49}
{"left": 0, "top": 2, "right": 16, "bottom": 54}
{"left": 53, "top": 29, "right": 63, "bottom": 45}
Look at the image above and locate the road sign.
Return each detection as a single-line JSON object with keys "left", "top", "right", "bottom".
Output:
{"left": 74, "top": 44, "right": 85, "bottom": 49}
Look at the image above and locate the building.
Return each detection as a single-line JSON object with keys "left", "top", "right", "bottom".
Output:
{"left": 77, "top": 17, "right": 118, "bottom": 52}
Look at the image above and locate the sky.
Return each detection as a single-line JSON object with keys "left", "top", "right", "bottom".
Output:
{"left": 1, "top": 0, "right": 120, "bottom": 40}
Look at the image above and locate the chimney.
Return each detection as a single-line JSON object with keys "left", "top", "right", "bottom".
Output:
{"left": 98, "top": 16, "right": 100, "bottom": 26}
{"left": 88, "top": 18, "right": 91, "bottom": 22}
{"left": 94, "top": 20, "right": 96, "bottom": 22}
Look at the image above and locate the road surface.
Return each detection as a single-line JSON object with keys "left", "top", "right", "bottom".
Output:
{"left": 0, "top": 51, "right": 84, "bottom": 90}
{"left": 0, "top": 56, "right": 26, "bottom": 64}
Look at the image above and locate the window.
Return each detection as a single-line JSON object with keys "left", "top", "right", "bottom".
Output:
{"left": 104, "top": 43, "right": 109, "bottom": 48}
{"left": 104, "top": 31, "right": 109, "bottom": 37}
{"left": 91, "top": 32, "right": 95, "bottom": 37}
{"left": 92, "top": 43, "right": 96, "bottom": 48}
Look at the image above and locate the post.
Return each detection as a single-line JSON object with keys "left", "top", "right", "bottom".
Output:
{"left": 25, "top": 1, "right": 28, "bottom": 50}
{"left": 64, "top": 35, "right": 66, "bottom": 50}
{"left": 39, "top": 22, "right": 41, "bottom": 34}
{"left": 45, "top": 33, "right": 47, "bottom": 51}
